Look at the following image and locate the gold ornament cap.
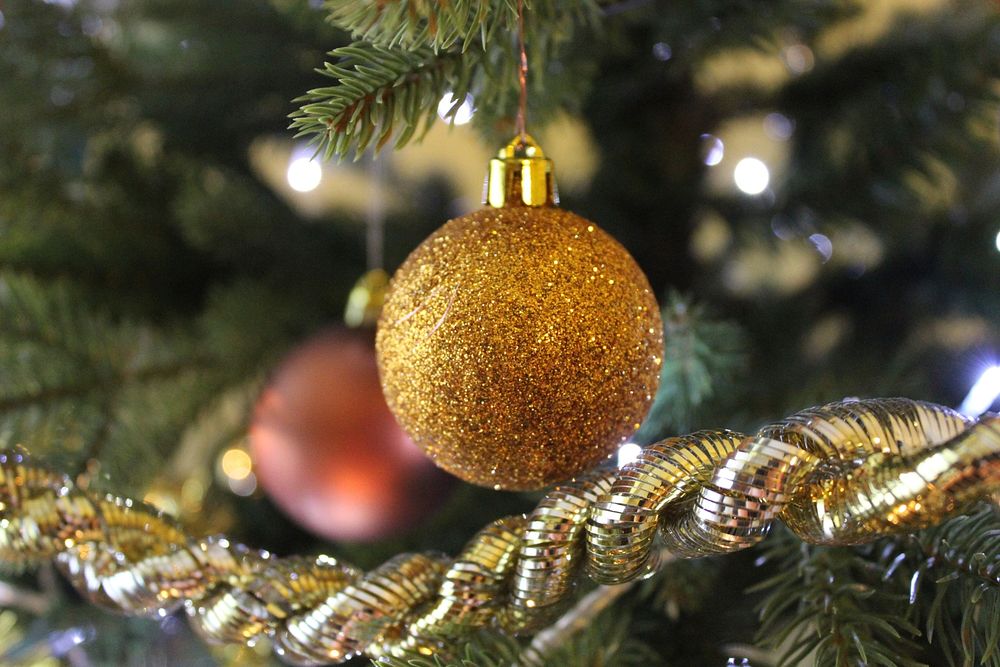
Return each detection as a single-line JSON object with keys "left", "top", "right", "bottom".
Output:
{"left": 485, "top": 134, "right": 559, "bottom": 208}
{"left": 344, "top": 269, "right": 390, "bottom": 327}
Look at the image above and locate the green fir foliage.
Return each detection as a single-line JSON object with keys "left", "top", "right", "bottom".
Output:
{"left": 370, "top": 604, "right": 660, "bottom": 667}
{"left": 325, "top": 0, "right": 504, "bottom": 52}
{"left": 638, "top": 292, "right": 747, "bottom": 440}
{"left": 752, "top": 505, "right": 1000, "bottom": 667}
{"left": 291, "top": 44, "right": 471, "bottom": 159}
{"left": 369, "top": 635, "right": 518, "bottom": 667}
{"left": 884, "top": 505, "right": 1000, "bottom": 666}
{"left": 0, "top": 271, "right": 225, "bottom": 494}
{"left": 293, "top": 1, "right": 600, "bottom": 158}
{"left": 753, "top": 528, "right": 926, "bottom": 667}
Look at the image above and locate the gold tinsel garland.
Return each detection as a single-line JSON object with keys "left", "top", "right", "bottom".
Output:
{"left": 0, "top": 398, "right": 998, "bottom": 664}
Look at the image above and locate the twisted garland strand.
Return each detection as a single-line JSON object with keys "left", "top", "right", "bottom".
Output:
{"left": 0, "top": 398, "right": 998, "bottom": 664}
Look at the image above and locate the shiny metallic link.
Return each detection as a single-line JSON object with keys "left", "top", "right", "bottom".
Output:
{"left": 0, "top": 399, "right": 996, "bottom": 664}
{"left": 251, "top": 554, "right": 363, "bottom": 620}
{"left": 784, "top": 413, "right": 1000, "bottom": 544}
{"left": 373, "top": 516, "right": 525, "bottom": 659}
{"left": 663, "top": 399, "right": 971, "bottom": 557}
{"left": 275, "top": 552, "right": 448, "bottom": 665}
{"left": 88, "top": 535, "right": 253, "bottom": 616}
{"left": 660, "top": 436, "right": 816, "bottom": 558}
{"left": 0, "top": 450, "right": 70, "bottom": 510}
{"left": 587, "top": 431, "right": 743, "bottom": 583}
{"left": 189, "top": 553, "right": 361, "bottom": 645}
{"left": 97, "top": 495, "right": 189, "bottom": 561}
{"left": 503, "top": 469, "right": 615, "bottom": 633}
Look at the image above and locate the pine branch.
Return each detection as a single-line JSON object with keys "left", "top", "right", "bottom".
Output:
{"left": 774, "top": 7, "right": 1000, "bottom": 239}
{"left": 289, "top": 43, "right": 472, "bottom": 160}
{"left": 325, "top": 0, "right": 508, "bottom": 52}
{"left": 913, "top": 505, "right": 1000, "bottom": 590}
{"left": 323, "top": 1, "right": 599, "bottom": 52}
{"left": 525, "top": 605, "right": 660, "bottom": 666}
{"left": 524, "top": 581, "right": 640, "bottom": 664}
{"left": 753, "top": 506, "right": 1000, "bottom": 667}
{"left": 752, "top": 528, "right": 925, "bottom": 667}
{"left": 370, "top": 635, "right": 518, "bottom": 667}
{"left": 638, "top": 554, "right": 722, "bottom": 621}
{"left": 0, "top": 272, "right": 227, "bottom": 494}
{"left": 637, "top": 292, "right": 746, "bottom": 440}
{"left": 372, "top": 564, "right": 666, "bottom": 666}
{"left": 295, "top": 3, "right": 602, "bottom": 159}
{"left": 880, "top": 505, "right": 1000, "bottom": 666}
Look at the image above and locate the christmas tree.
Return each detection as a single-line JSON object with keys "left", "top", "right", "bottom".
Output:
{"left": 1, "top": 0, "right": 999, "bottom": 665}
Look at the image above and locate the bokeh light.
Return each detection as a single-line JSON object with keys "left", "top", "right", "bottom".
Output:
{"left": 652, "top": 42, "right": 673, "bottom": 61}
{"left": 783, "top": 44, "right": 815, "bottom": 74}
{"left": 286, "top": 156, "right": 322, "bottom": 192}
{"left": 228, "top": 474, "right": 257, "bottom": 497}
{"left": 437, "top": 93, "right": 475, "bottom": 125}
{"left": 220, "top": 447, "right": 253, "bottom": 481}
{"left": 809, "top": 233, "right": 833, "bottom": 263}
{"left": 701, "top": 134, "right": 724, "bottom": 166}
{"left": 763, "top": 112, "right": 794, "bottom": 140}
{"left": 959, "top": 365, "right": 1000, "bottom": 417}
{"left": 734, "top": 157, "right": 769, "bottom": 195}
{"left": 617, "top": 442, "right": 642, "bottom": 467}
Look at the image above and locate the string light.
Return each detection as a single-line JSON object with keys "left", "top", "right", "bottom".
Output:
{"left": 958, "top": 365, "right": 1000, "bottom": 417}
{"left": 286, "top": 155, "right": 322, "bottom": 192}
{"left": 734, "top": 157, "right": 769, "bottom": 195}
{"left": 47, "top": 627, "right": 90, "bottom": 656}
{"left": 617, "top": 442, "right": 642, "bottom": 467}
{"left": 437, "top": 93, "right": 475, "bottom": 125}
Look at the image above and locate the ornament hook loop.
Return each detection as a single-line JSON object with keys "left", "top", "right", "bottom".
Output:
{"left": 485, "top": 134, "right": 559, "bottom": 208}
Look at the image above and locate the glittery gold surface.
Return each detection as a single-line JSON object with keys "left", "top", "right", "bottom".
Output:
{"left": 1, "top": 400, "right": 998, "bottom": 663}
{"left": 375, "top": 205, "right": 664, "bottom": 490}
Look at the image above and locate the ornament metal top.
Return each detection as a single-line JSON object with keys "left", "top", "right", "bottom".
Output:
{"left": 375, "top": 135, "right": 664, "bottom": 490}
{"left": 485, "top": 133, "right": 557, "bottom": 207}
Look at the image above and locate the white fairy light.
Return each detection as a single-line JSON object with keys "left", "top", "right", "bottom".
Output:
{"left": 286, "top": 156, "right": 322, "bottom": 192}
{"left": 958, "top": 365, "right": 1000, "bottom": 417}
{"left": 617, "top": 442, "right": 642, "bottom": 467}
{"left": 734, "top": 157, "right": 769, "bottom": 195}
{"left": 437, "top": 93, "right": 475, "bottom": 125}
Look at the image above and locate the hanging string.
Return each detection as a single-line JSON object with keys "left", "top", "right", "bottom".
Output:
{"left": 365, "top": 154, "right": 385, "bottom": 272}
{"left": 343, "top": 154, "right": 389, "bottom": 327}
{"left": 515, "top": 0, "right": 528, "bottom": 140}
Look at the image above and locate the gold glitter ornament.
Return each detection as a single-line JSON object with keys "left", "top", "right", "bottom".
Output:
{"left": 376, "top": 136, "right": 664, "bottom": 490}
